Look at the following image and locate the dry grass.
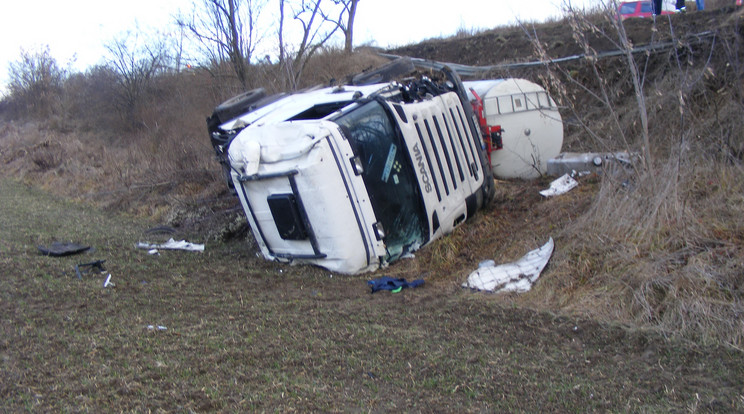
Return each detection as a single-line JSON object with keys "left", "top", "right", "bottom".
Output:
{"left": 2, "top": 10, "right": 744, "bottom": 349}
{"left": 2, "top": 9, "right": 744, "bottom": 412}
{"left": 522, "top": 5, "right": 744, "bottom": 347}
{"left": 3, "top": 177, "right": 743, "bottom": 412}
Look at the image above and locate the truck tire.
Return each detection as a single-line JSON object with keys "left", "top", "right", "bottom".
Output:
{"left": 213, "top": 88, "right": 266, "bottom": 124}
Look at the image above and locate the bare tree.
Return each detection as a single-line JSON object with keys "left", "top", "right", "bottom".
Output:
{"left": 319, "top": 0, "right": 359, "bottom": 53}
{"left": 7, "top": 46, "right": 66, "bottom": 117}
{"left": 105, "top": 31, "right": 169, "bottom": 127}
{"left": 277, "top": 0, "right": 349, "bottom": 89}
{"left": 177, "top": 0, "right": 266, "bottom": 88}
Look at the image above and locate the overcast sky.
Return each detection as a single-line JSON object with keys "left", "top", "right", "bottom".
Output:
{"left": 0, "top": 0, "right": 598, "bottom": 93}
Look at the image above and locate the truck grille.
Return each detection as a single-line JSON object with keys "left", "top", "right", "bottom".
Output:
{"left": 413, "top": 103, "right": 480, "bottom": 202}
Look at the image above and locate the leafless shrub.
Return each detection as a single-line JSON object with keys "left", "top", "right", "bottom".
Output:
{"left": 29, "top": 140, "right": 64, "bottom": 171}
{"left": 105, "top": 31, "right": 171, "bottom": 129}
{"left": 5, "top": 46, "right": 66, "bottom": 119}
{"left": 62, "top": 66, "right": 120, "bottom": 132}
{"left": 277, "top": 0, "right": 350, "bottom": 90}
{"left": 528, "top": 2, "right": 744, "bottom": 346}
{"left": 176, "top": 0, "right": 268, "bottom": 88}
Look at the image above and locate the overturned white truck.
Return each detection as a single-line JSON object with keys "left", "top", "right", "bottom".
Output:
{"left": 207, "top": 59, "right": 562, "bottom": 274}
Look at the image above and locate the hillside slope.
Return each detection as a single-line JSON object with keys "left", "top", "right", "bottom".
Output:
{"left": 1, "top": 5, "right": 743, "bottom": 346}
{"left": 386, "top": 5, "right": 744, "bottom": 346}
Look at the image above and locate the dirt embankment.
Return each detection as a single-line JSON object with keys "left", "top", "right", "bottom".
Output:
{"left": 391, "top": 6, "right": 741, "bottom": 69}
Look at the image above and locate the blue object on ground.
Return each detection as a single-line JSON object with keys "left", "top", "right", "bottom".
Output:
{"left": 368, "top": 276, "right": 424, "bottom": 293}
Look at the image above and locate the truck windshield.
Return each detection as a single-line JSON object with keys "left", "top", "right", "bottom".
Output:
{"left": 334, "top": 100, "right": 429, "bottom": 261}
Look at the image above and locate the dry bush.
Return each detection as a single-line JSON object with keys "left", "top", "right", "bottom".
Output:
{"left": 4, "top": 47, "right": 66, "bottom": 119}
{"left": 199, "top": 60, "right": 267, "bottom": 102}
{"left": 0, "top": 60, "right": 229, "bottom": 221}
{"left": 0, "top": 48, "right": 407, "bottom": 227}
{"left": 527, "top": 5, "right": 744, "bottom": 346}
{"left": 0, "top": 50, "right": 387, "bottom": 223}
{"left": 554, "top": 156, "right": 744, "bottom": 346}
{"left": 62, "top": 66, "right": 120, "bottom": 132}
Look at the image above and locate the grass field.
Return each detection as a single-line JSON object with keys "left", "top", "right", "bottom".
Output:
{"left": 2, "top": 4, "right": 744, "bottom": 411}
{"left": 2, "top": 177, "right": 743, "bottom": 411}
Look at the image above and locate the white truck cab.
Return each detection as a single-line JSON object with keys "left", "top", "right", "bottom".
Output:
{"left": 207, "top": 63, "right": 501, "bottom": 274}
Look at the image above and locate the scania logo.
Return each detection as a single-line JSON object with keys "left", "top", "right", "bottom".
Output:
{"left": 413, "top": 143, "right": 432, "bottom": 193}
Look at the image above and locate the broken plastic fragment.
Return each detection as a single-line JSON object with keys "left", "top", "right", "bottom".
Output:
{"left": 103, "top": 274, "right": 114, "bottom": 288}
{"left": 539, "top": 174, "right": 577, "bottom": 197}
{"left": 478, "top": 259, "right": 496, "bottom": 268}
{"left": 75, "top": 259, "right": 106, "bottom": 279}
{"left": 38, "top": 242, "right": 90, "bottom": 257}
{"left": 136, "top": 238, "right": 205, "bottom": 252}
{"left": 463, "top": 238, "right": 554, "bottom": 293}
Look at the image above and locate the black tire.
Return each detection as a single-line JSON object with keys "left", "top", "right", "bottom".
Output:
{"left": 213, "top": 88, "right": 266, "bottom": 124}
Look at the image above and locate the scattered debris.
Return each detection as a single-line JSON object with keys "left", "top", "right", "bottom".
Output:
{"left": 479, "top": 259, "right": 496, "bottom": 268}
{"left": 540, "top": 174, "right": 578, "bottom": 197}
{"left": 136, "top": 238, "right": 204, "bottom": 252}
{"left": 463, "top": 238, "right": 554, "bottom": 293}
{"left": 368, "top": 276, "right": 424, "bottom": 293}
{"left": 103, "top": 274, "right": 114, "bottom": 288}
{"left": 74, "top": 259, "right": 106, "bottom": 279}
{"left": 38, "top": 241, "right": 90, "bottom": 257}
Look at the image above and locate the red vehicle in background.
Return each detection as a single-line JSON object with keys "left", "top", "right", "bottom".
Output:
{"left": 618, "top": 1, "right": 674, "bottom": 19}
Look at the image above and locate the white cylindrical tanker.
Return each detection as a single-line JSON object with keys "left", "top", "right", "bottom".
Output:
{"left": 464, "top": 79, "right": 564, "bottom": 179}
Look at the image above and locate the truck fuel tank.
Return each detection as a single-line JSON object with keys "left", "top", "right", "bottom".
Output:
{"left": 465, "top": 79, "right": 563, "bottom": 179}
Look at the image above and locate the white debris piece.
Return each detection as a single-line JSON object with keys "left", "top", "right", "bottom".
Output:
{"left": 103, "top": 273, "right": 115, "bottom": 288}
{"left": 540, "top": 174, "right": 578, "bottom": 197}
{"left": 463, "top": 238, "right": 554, "bottom": 293}
{"left": 136, "top": 238, "right": 205, "bottom": 252}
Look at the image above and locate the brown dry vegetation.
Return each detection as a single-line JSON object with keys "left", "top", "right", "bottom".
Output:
{"left": 1, "top": 3, "right": 744, "bottom": 410}
{"left": 391, "top": 3, "right": 744, "bottom": 347}
{"left": 2, "top": 3, "right": 743, "bottom": 345}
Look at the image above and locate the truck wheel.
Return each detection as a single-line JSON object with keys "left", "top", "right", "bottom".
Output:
{"left": 213, "top": 88, "right": 266, "bottom": 124}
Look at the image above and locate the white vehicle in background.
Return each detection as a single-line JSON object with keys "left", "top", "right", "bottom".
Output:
{"left": 207, "top": 58, "right": 562, "bottom": 274}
